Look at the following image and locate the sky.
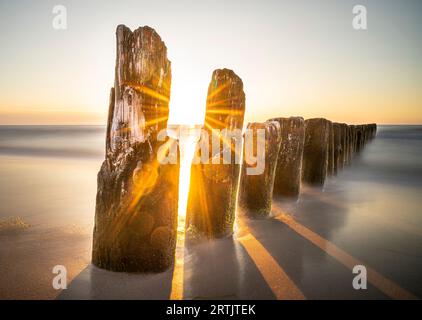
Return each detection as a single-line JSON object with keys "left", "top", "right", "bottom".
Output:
{"left": 0, "top": 0, "right": 421, "bottom": 125}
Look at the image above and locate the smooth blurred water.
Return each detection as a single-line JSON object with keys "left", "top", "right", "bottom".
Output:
{"left": 348, "top": 125, "right": 422, "bottom": 186}
{"left": 0, "top": 126, "right": 105, "bottom": 228}
{"left": 0, "top": 125, "right": 105, "bottom": 159}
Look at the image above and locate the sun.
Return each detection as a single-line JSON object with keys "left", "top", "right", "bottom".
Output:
{"left": 167, "top": 67, "right": 208, "bottom": 126}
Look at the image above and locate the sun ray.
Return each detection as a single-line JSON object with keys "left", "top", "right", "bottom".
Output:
{"left": 206, "top": 98, "right": 232, "bottom": 108}
{"left": 204, "top": 121, "right": 242, "bottom": 161}
{"left": 124, "top": 82, "right": 170, "bottom": 103}
{"left": 206, "top": 109, "right": 244, "bottom": 115}
{"left": 206, "top": 81, "right": 230, "bottom": 100}
{"left": 145, "top": 115, "right": 169, "bottom": 127}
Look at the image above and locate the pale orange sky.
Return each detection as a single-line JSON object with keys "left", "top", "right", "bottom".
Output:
{"left": 0, "top": 0, "right": 421, "bottom": 125}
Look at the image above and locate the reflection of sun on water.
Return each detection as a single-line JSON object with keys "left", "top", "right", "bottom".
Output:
{"left": 177, "top": 133, "right": 197, "bottom": 224}
{"left": 170, "top": 127, "right": 198, "bottom": 300}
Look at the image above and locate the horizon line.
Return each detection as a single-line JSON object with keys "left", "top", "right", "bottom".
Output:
{"left": 1, "top": 123, "right": 421, "bottom": 126}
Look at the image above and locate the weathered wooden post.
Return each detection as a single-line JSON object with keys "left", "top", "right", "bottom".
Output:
{"left": 350, "top": 125, "right": 357, "bottom": 154}
{"left": 340, "top": 123, "right": 348, "bottom": 167}
{"left": 347, "top": 125, "right": 353, "bottom": 163}
{"left": 186, "top": 69, "right": 245, "bottom": 238}
{"left": 327, "top": 121, "right": 335, "bottom": 175}
{"left": 239, "top": 121, "right": 281, "bottom": 217}
{"left": 362, "top": 125, "right": 368, "bottom": 148}
{"left": 371, "top": 123, "right": 377, "bottom": 139}
{"left": 356, "top": 125, "right": 363, "bottom": 152}
{"left": 92, "top": 25, "right": 179, "bottom": 272}
{"left": 343, "top": 124, "right": 350, "bottom": 166}
{"left": 333, "top": 123, "right": 342, "bottom": 175}
{"left": 302, "top": 118, "right": 330, "bottom": 186}
{"left": 269, "top": 117, "right": 305, "bottom": 199}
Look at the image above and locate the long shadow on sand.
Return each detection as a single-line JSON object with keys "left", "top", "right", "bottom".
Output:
{"left": 182, "top": 236, "right": 275, "bottom": 300}
{"left": 242, "top": 186, "right": 389, "bottom": 299}
{"left": 273, "top": 184, "right": 349, "bottom": 243}
{"left": 58, "top": 264, "right": 174, "bottom": 299}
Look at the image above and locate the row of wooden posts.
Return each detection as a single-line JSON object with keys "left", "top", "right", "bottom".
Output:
{"left": 239, "top": 119, "right": 377, "bottom": 217}
{"left": 186, "top": 116, "right": 377, "bottom": 239}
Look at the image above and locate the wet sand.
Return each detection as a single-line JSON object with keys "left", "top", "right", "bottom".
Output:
{"left": 0, "top": 225, "right": 91, "bottom": 299}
